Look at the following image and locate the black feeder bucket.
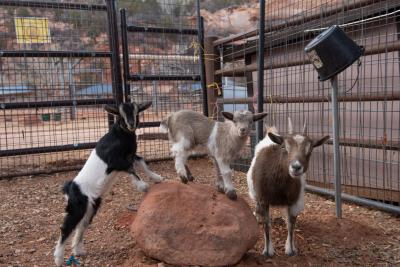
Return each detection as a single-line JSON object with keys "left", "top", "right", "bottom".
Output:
{"left": 304, "top": 25, "right": 364, "bottom": 81}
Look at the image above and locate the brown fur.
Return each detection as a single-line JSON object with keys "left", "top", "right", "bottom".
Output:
{"left": 250, "top": 121, "right": 329, "bottom": 257}
{"left": 252, "top": 144, "right": 302, "bottom": 207}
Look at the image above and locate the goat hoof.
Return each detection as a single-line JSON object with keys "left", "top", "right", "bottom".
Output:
{"left": 180, "top": 176, "right": 189, "bottom": 184}
{"left": 73, "top": 248, "right": 86, "bottom": 257}
{"left": 285, "top": 247, "right": 297, "bottom": 256}
{"left": 185, "top": 165, "right": 194, "bottom": 181}
{"left": 54, "top": 256, "right": 64, "bottom": 267}
{"left": 137, "top": 181, "right": 149, "bottom": 192}
{"left": 226, "top": 190, "right": 237, "bottom": 200}
{"left": 216, "top": 184, "right": 224, "bottom": 193}
{"left": 153, "top": 175, "right": 164, "bottom": 183}
{"left": 285, "top": 250, "right": 297, "bottom": 256}
{"left": 262, "top": 249, "right": 275, "bottom": 257}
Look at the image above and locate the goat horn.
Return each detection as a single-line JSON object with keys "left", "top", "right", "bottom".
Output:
{"left": 302, "top": 118, "right": 308, "bottom": 135}
{"left": 288, "top": 117, "right": 293, "bottom": 134}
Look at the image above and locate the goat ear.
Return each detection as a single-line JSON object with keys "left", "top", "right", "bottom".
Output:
{"left": 253, "top": 112, "right": 268, "bottom": 122}
{"left": 104, "top": 104, "right": 120, "bottom": 116}
{"left": 221, "top": 111, "right": 234, "bottom": 121}
{"left": 313, "top": 135, "right": 330, "bottom": 147}
{"left": 138, "top": 101, "right": 152, "bottom": 112}
{"left": 268, "top": 132, "right": 284, "bottom": 145}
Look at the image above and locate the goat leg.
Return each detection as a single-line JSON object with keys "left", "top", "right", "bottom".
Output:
{"left": 134, "top": 155, "right": 164, "bottom": 183}
{"left": 285, "top": 208, "right": 298, "bottom": 256}
{"left": 127, "top": 166, "right": 149, "bottom": 192}
{"left": 215, "top": 158, "right": 237, "bottom": 200}
{"left": 258, "top": 203, "right": 275, "bottom": 257}
{"left": 173, "top": 149, "right": 189, "bottom": 184}
{"left": 185, "top": 165, "right": 194, "bottom": 181}
{"left": 211, "top": 157, "right": 224, "bottom": 193}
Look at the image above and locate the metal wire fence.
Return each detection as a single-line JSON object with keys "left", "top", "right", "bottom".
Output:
{"left": 1, "top": 0, "right": 398, "bottom": 213}
{"left": 0, "top": 0, "right": 205, "bottom": 178}
{"left": 211, "top": 0, "right": 400, "bottom": 210}
{"left": 0, "top": 0, "right": 116, "bottom": 178}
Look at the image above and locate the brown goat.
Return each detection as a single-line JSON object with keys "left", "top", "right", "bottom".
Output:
{"left": 247, "top": 119, "right": 329, "bottom": 256}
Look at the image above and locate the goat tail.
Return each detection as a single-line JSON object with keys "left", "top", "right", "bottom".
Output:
{"left": 61, "top": 180, "right": 74, "bottom": 202}
{"left": 62, "top": 180, "right": 73, "bottom": 195}
{"left": 159, "top": 117, "right": 170, "bottom": 133}
{"left": 61, "top": 180, "right": 87, "bottom": 205}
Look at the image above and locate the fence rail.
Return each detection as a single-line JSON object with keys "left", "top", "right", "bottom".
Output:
{"left": 208, "top": 0, "right": 400, "bottom": 214}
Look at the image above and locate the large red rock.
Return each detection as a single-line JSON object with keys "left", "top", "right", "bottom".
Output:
{"left": 131, "top": 181, "right": 258, "bottom": 266}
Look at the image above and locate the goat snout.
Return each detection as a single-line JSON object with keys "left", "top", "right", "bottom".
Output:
{"left": 289, "top": 161, "right": 303, "bottom": 177}
{"left": 239, "top": 128, "right": 247, "bottom": 136}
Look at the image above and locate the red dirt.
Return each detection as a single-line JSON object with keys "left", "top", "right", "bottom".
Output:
{"left": 0, "top": 158, "right": 399, "bottom": 267}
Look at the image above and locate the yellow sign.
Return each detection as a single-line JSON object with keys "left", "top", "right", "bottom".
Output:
{"left": 15, "top": 17, "right": 51, "bottom": 44}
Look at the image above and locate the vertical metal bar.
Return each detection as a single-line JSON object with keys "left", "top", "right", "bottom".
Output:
{"left": 120, "top": 8, "right": 131, "bottom": 102}
{"left": 245, "top": 54, "right": 255, "bottom": 113}
{"left": 196, "top": 0, "right": 208, "bottom": 116}
{"left": 330, "top": 76, "right": 342, "bottom": 218}
{"left": 256, "top": 0, "right": 265, "bottom": 143}
{"left": 106, "top": 0, "right": 123, "bottom": 105}
{"left": 106, "top": 0, "right": 123, "bottom": 129}
{"left": 204, "top": 36, "right": 218, "bottom": 118}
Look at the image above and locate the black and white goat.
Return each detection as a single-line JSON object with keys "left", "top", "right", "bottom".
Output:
{"left": 247, "top": 119, "right": 329, "bottom": 256}
{"left": 54, "top": 102, "right": 163, "bottom": 266}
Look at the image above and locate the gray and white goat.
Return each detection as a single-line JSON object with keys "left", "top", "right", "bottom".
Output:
{"left": 247, "top": 118, "right": 329, "bottom": 256}
{"left": 160, "top": 110, "right": 267, "bottom": 200}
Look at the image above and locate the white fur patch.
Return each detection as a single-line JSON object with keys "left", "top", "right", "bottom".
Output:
{"left": 171, "top": 136, "right": 190, "bottom": 177}
{"left": 246, "top": 162, "right": 256, "bottom": 200}
{"left": 289, "top": 174, "right": 306, "bottom": 216}
{"left": 54, "top": 240, "right": 65, "bottom": 266}
{"left": 135, "top": 159, "right": 164, "bottom": 182}
{"left": 206, "top": 123, "right": 218, "bottom": 155}
{"left": 74, "top": 150, "right": 114, "bottom": 201}
{"left": 214, "top": 156, "right": 233, "bottom": 191}
{"left": 135, "top": 180, "right": 149, "bottom": 192}
{"left": 119, "top": 105, "right": 129, "bottom": 126}
{"left": 294, "top": 134, "right": 305, "bottom": 144}
{"left": 247, "top": 133, "right": 277, "bottom": 200}
{"left": 159, "top": 123, "right": 168, "bottom": 133}
{"left": 285, "top": 236, "right": 297, "bottom": 255}
{"left": 263, "top": 234, "right": 275, "bottom": 257}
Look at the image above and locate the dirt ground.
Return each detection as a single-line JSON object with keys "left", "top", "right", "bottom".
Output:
{"left": 0, "top": 158, "right": 399, "bottom": 267}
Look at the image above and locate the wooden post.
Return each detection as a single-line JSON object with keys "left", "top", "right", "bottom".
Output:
{"left": 204, "top": 36, "right": 222, "bottom": 119}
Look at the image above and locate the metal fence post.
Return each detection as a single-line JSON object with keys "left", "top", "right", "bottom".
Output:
{"left": 106, "top": 0, "right": 123, "bottom": 129}
{"left": 196, "top": 0, "right": 208, "bottom": 117}
{"left": 256, "top": 0, "right": 265, "bottom": 143}
{"left": 330, "top": 76, "right": 342, "bottom": 218}
{"left": 204, "top": 36, "right": 219, "bottom": 118}
{"left": 120, "top": 8, "right": 131, "bottom": 103}
{"left": 106, "top": 0, "right": 123, "bottom": 104}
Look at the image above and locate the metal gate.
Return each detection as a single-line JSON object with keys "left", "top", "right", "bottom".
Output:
{"left": 0, "top": 0, "right": 206, "bottom": 178}
{"left": 118, "top": 0, "right": 207, "bottom": 160}
{"left": 0, "top": 0, "right": 123, "bottom": 178}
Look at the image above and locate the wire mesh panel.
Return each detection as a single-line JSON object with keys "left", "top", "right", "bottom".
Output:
{"left": 212, "top": 0, "right": 400, "bottom": 206}
{"left": 118, "top": 0, "right": 204, "bottom": 160}
{"left": 0, "top": 0, "right": 117, "bottom": 178}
